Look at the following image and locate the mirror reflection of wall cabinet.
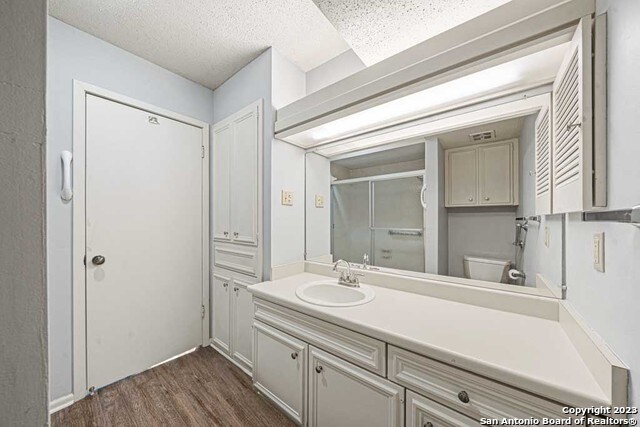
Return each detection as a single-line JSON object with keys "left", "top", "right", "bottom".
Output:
{"left": 445, "top": 139, "right": 518, "bottom": 207}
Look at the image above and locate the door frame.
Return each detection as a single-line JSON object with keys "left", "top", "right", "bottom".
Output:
{"left": 71, "top": 81, "right": 210, "bottom": 400}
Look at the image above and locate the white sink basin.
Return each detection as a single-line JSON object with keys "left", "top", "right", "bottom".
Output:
{"left": 295, "top": 280, "right": 375, "bottom": 307}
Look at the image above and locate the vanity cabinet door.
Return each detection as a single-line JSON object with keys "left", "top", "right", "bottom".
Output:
{"left": 406, "top": 390, "right": 479, "bottom": 427}
{"left": 478, "top": 141, "right": 514, "bottom": 205}
{"left": 309, "top": 347, "right": 404, "bottom": 427}
{"left": 212, "top": 273, "right": 231, "bottom": 353}
{"left": 253, "top": 321, "right": 307, "bottom": 425}
{"left": 231, "top": 278, "right": 253, "bottom": 372}
{"left": 446, "top": 147, "right": 477, "bottom": 206}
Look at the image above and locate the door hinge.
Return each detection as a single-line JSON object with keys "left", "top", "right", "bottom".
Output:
{"left": 201, "top": 146, "right": 205, "bottom": 158}
{"left": 201, "top": 304, "right": 205, "bottom": 319}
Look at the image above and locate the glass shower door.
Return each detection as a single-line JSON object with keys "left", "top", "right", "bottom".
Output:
{"left": 331, "top": 181, "right": 371, "bottom": 265}
{"left": 371, "top": 176, "right": 425, "bottom": 272}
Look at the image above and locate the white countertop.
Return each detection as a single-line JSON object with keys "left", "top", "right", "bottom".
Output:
{"left": 249, "top": 273, "right": 609, "bottom": 408}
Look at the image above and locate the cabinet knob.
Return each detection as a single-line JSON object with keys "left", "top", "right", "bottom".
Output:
{"left": 290, "top": 352, "right": 298, "bottom": 360}
{"left": 468, "top": 197, "right": 473, "bottom": 202}
{"left": 233, "top": 286, "right": 239, "bottom": 292}
{"left": 424, "top": 423, "right": 434, "bottom": 427}
{"left": 223, "top": 231, "right": 228, "bottom": 236}
{"left": 91, "top": 255, "right": 106, "bottom": 266}
{"left": 484, "top": 196, "right": 490, "bottom": 201}
{"left": 233, "top": 231, "right": 239, "bottom": 237}
{"left": 315, "top": 366, "right": 323, "bottom": 374}
{"left": 457, "top": 390, "right": 470, "bottom": 403}
{"left": 223, "top": 282, "right": 228, "bottom": 288}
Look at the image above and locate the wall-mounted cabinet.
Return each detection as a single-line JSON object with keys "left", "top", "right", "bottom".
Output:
{"left": 445, "top": 139, "right": 518, "bottom": 207}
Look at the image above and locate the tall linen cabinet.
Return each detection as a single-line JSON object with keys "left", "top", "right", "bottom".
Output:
{"left": 211, "top": 100, "right": 263, "bottom": 373}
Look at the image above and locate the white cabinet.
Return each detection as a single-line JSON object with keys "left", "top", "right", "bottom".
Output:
{"left": 445, "top": 139, "right": 518, "bottom": 207}
{"left": 253, "top": 321, "right": 308, "bottom": 425}
{"left": 213, "top": 123, "right": 232, "bottom": 241}
{"left": 406, "top": 390, "right": 479, "bottom": 427}
{"left": 212, "top": 100, "right": 261, "bottom": 245}
{"left": 231, "top": 278, "right": 254, "bottom": 372}
{"left": 212, "top": 273, "right": 231, "bottom": 352}
{"left": 212, "top": 268, "right": 258, "bottom": 374}
{"left": 446, "top": 147, "right": 477, "bottom": 206}
{"left": 308, "top": 346, "right": 404, "bottom": 427}
{"left": 478, "top": 142, "right": 514, "bottom": 205}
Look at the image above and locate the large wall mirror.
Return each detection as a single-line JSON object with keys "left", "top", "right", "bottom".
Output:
{"left": 305, "top": 107, "right": 566, "bottom": 298}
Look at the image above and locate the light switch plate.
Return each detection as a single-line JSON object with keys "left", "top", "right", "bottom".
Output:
{"left": 315, "top": 195, "right": 324, "bottom": 208}
{"left": 281, "top": 190, "right": 293, "bottom": 206}
{"left": 593, "top": 232, "right": 604, "bottom": 272}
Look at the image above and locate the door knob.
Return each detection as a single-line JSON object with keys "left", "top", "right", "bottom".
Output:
{"left": 457, "top": 390, "right": 470, "bottom": 403}
{"left": 92, "top": 255, "right": 106, "bottom": 266}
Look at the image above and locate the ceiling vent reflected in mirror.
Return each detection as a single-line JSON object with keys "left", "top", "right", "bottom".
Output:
{"left": 469, "top": 130, "right": 496, "bottom": 142}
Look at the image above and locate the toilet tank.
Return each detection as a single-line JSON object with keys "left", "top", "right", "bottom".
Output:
{"left": 463, "top": 256, "right": 511, "bottom": 283}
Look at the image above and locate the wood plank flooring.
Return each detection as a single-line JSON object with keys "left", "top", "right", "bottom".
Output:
{"left": 52, "top": 346, "right": 295, "bottom": 426}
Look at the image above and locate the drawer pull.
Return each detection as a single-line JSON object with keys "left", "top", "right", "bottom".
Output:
{"left": 291, "top": 352, "right": 298, "bottom": 360}
{"left": 315, "top": 366, "right": 324, "bottom": 374}
{"left": 424, "top": 423, "right": 434, "bottom": 427}
{"left": 458, "top": 390, "right": 470, "bottom": 403}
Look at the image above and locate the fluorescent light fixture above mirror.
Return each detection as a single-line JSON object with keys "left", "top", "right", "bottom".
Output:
{"left": 284, "top": 42, "right": 569, "bottom": 149}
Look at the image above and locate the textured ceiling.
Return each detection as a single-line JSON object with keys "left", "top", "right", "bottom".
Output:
{"left": 312, "top": 0, "right": 511, "bottom": 66}
{"left": 49, "top": 0, "right": 351, "bottom": 89}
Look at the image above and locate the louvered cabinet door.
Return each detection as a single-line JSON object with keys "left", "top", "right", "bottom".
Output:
{"left": 535, "top": 97, "right": 552, "bottom": 215}
{"left": 552, "top": 17, "right": 593, "bottom": 213}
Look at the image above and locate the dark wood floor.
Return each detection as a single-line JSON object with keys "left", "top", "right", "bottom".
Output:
{"left": 52, "top": 346, "right": 295, "bottom": 426}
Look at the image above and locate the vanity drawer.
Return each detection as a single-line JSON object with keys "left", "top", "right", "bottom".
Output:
{"left": 407, "top": 390, "right": 479, "bottom": 427}
{"left": 388, "top": 346, "right": 567, "bottom": 420}
{"left": 254, "top": 298, "right": 386, "bottom": 376}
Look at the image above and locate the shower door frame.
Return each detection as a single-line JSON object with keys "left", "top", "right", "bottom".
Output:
{"left": 330, "top": 169, "right": 426, "bottom": 269}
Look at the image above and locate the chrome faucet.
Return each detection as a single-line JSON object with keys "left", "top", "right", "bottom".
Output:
{"left": 333, "top": 259, "right": 362, "bottom": 287}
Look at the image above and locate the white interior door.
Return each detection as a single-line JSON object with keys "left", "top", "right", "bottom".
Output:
{"left": 85, "top": 94, "right": 204, "bottom": 390}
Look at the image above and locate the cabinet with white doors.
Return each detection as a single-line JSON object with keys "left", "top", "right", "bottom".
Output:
{"left": 212, "top": 100, "right": 261, "bottom": 246}
{"left": 445, "top": 139, "right": 518, "bottom": 207}
{"left": 211, "top": 100, "right": 263, "bottom": 374}
{"left": 211, "top": 267, "right": 257, "bottom": 373}
{"left": 252, "top": 297, "right": 572, "bottom": 426}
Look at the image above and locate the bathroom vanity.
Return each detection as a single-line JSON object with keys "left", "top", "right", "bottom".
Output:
{"left": 248, "top": 263, "right": 627, "bottom": 426}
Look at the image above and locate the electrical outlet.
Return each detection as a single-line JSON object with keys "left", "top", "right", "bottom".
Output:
{"left": 315, "top": 195, "right": 324, "bottom": 208}
{"left": 281, "top": 190, "right": 293, "bottom": 206}
{"left": 544, "top": 226, "right": 550, "bottom": 248}
{"left": 593, "top": 232, "right": 605, "bottom": 272}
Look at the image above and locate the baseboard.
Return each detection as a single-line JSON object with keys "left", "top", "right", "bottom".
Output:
{"left": 49, "top": 393, "right": 74, "bottom": 414}
{"left": 209, "top": 342, "right": 252, "bottom": 377}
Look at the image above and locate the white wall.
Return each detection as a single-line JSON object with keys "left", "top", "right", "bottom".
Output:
{"left": 271, "top": 50, "right": 307, "bottom": 267}
{"left": 47, "top": 18, "right": 215, "bottom": 402}
{"left": 566, "top": 0, "right": 640, "bottom": 412}
{"left": 305, "top": 153, "right": 332, "bottom": 259}
{"left": 305, "top": 49, "right": 366, "bottom": 94}
{"left": 447, "top": 207, "right": 516, "bottom": 279}
{"left": 0, "top": 0, "right": 48, "bottom": 423}
{"left": 212, "top": 48, "right": 273, "bottom": 279}
{"left": 425, "top": 138, "right": 448, "bottom": 274}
